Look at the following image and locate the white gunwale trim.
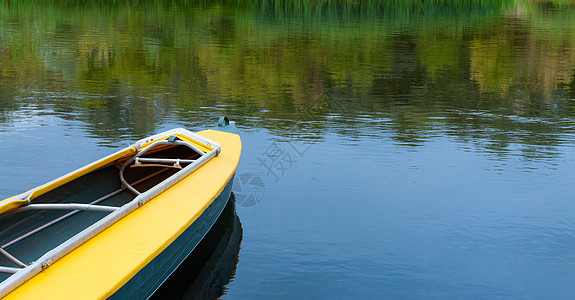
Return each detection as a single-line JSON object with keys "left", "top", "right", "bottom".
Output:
{"left": 0, "top": 128, "right": 221, "bottom": 298}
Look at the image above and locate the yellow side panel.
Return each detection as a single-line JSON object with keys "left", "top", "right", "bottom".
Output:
{"left": 4, "top": 130, "right": 241, "bottom": 299}
{"left": 175, "top": 133, "right": 214, "bottom": 153}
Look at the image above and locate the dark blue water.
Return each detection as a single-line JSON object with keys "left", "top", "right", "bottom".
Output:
{"left": 1, "top": 1, "right": 575, "bottom": 298}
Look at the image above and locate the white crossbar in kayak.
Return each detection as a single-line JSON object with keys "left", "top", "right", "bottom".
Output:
{"left": 135, "top": 158, "right": 196, "bottom": 164}
{"left": 18, "top": 204, "right": 119, "bottom": 213}
{"left": 0, "top": 267, "right": 21, "bottom": 275}
{"left": 134, "top": 157, "right": 196, "bottom": 166}
{"left": 119, "top": 137, "right": 210, "bottom": 196}
{"left": 132, "top": 157, "right": 197, "bottom": 169}
{"left": 0, "top": 248, "right": 26, "bottom": 269}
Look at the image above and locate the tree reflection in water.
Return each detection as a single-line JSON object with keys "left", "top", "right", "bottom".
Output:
{"left": 1, "top": 0, "right": 575, "bottom": 161}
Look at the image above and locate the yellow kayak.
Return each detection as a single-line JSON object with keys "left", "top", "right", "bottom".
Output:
{"left": 0, "top": 117, "right": 241, "bottom": 299}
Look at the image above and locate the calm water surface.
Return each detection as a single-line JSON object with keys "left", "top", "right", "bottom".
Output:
{"left": 1, "top": 1, "right": 575, "bottom": 298}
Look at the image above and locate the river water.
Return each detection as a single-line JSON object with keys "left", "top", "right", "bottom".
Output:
{"left": 1, "top": 1, "right": 575, "bottom": 298}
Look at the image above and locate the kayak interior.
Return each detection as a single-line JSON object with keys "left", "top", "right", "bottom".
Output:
{"left": 0, "top": 139, "right": 204, "bottom": 284}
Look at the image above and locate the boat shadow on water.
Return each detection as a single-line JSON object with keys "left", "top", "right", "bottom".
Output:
{"left": 151, "top": 194, "right": 243, "bottom": 299}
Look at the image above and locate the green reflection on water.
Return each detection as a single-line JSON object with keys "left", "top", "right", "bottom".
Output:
{"left": 0, "top": 0, "right": 574, "bottom": 157}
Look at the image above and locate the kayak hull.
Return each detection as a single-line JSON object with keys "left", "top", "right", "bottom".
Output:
{"left": 0, "top": 120, "right": 241, "bottom": 299}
